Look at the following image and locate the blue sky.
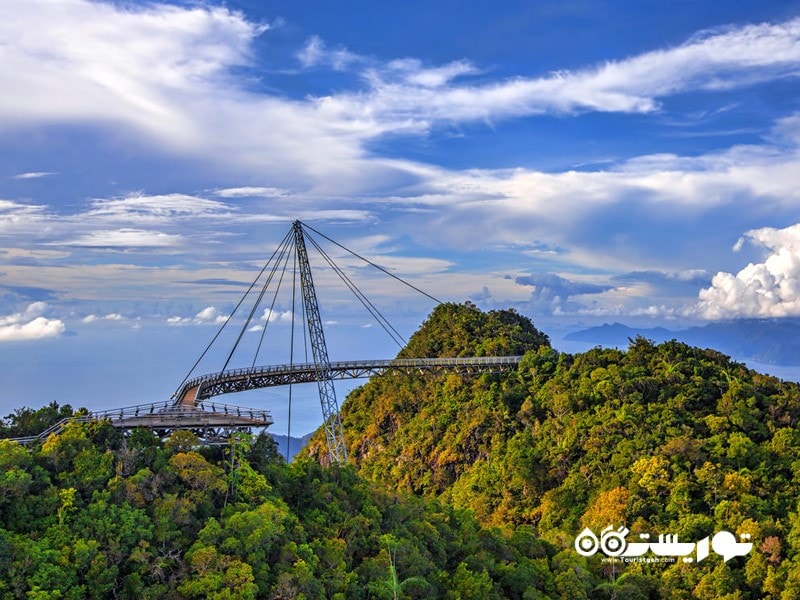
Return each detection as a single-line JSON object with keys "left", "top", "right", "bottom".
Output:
{"left": 2, "top": 0, "right": 800, "bottom": 433}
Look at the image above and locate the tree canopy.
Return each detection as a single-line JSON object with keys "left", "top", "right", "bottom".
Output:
{"left": 4, "top": 302, "right": 800, "bottom": 598}
{"left": 306, "top": 303, "right": 800, "bottom": 598}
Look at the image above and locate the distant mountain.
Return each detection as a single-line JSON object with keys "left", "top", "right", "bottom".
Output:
{"left": 563, "top": 322, "right": 674, "bottom": 346}
{"left": 565, "top": 318, "right": 800, "bottom": 365}
{"left": 269, "top": 431, "right": 314, "bottom": 461}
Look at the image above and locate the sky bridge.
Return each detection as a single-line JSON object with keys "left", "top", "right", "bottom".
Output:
{"left": 174, "top": 356, "right": 523, "bottom": 406}
{"left": 10, "top": 400, "right": 273, "bottom": 446}
{"left": 6, "top": 222, "right": 524, "bottom": 461}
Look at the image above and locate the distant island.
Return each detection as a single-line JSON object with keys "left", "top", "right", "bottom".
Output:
{"left": 565, "top": 318, "right": 800, "bottom": 366}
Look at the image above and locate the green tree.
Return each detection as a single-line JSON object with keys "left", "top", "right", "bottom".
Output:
{"left": 447, "top": 562, "right": 495, "bottom": 600}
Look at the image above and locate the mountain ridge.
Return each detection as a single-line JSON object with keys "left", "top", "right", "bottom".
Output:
{"left": 5, "top": 303, "right": 800, "bottom": 597}
{"left": 564, "top": 318, "right": 800, "bottom": 365}
{"left": 303, "top": 302, "right": 800, "bottom": 596}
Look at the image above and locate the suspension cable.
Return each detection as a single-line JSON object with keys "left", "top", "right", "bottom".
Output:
{"left": 176, "top": 221, "right": 441, "bottom": 398}
{"left": 174, "top": 228, "right": 294, "bottom": 395}
{"left": 221, "top": 232, "right": 294, "bottom": 373}
{"left": 286, "top": 244, "right": 297, "bottom": 461}
{"left": 300, "top": 221, "right": 442, "bottom": 304}
{"left": 252, "top": 241, "right": 294, "bottom": 369}
{"left": 305, "top": 232, "right": 406, "bottom": 349}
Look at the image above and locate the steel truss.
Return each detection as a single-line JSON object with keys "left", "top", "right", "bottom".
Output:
{"left": 292, "top": 221, "right": 348, "bottom": 464}
{"left": 177, "top": 356, "right": 523, "bottom": 402}
{"left": 9, "top": 401, "right": 273, "bottom": 446}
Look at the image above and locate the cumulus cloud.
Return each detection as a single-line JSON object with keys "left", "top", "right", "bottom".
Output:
{"left": 515, "top": 273, "right": 613, "bottom": 313}
{"left": 168, "top": 306, "right": 228, "bottom": 326}
{"left": 697, "top": 223, "right": 800, "bottom": 318}
{"left": 246, "top": 308, "right": 293, "bottom": 331}
{"left": 195, "top": 306, "right": 228, "bottom": 324}
{"left": 0, "top": 302, "right": 65, "bottom": 341}
{"left": 261, "top": 308, "right": 293, "bottom": 323}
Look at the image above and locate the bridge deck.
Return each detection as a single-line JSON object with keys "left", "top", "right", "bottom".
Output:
{"left": 8, "top": 401, "right": 272, "bottom": 445}
{"left": 175, "top": 355, "right": 523, "bottom": 406}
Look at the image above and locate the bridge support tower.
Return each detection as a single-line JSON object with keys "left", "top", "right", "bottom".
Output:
{"left": 293, "top": 221, "right": 348, "bottom": 464}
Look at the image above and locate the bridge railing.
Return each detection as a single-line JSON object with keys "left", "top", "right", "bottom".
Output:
{"left": 174, "top": 355, "right": 523, "bottom": 404}
{"left": 5, "top": 400, "right": 272, "bottom": 445}
{"left": 93, "top": 400, "right": 174, "bottom": 420}
{"left": 180, "top": 355, "right": 522, "bottom": 387}
{"left": 194, "top": 401, "right": 272, "bottom": 423}
{"left": 7, "top": 416, "right": 91, "bottom": 445}
{"left": 93, "top": 400, "right": 271, "bottom": 423}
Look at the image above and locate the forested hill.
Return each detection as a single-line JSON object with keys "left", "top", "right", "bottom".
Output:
{"left": 6, "top": 303, "right": 800, "bottom": 597}
{"left": 305, "top": 302, "right": 800, "bottom": 597}
{"left": 395, "top": 301, "right": 551, "bottom": 359}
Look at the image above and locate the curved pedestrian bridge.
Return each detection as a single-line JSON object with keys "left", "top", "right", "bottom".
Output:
{"left": 174, "top": 355, "right": 524, "bottom": 406}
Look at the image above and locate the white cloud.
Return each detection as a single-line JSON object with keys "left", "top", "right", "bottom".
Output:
{"left": 697, "top": 223, "right": 800, "bottom": 318}
{"left": 386, "top": 58, "right": 479, "bottom": 88}
{"left": 3, "top": 5, "right": 800, "bottom": 322}
{"left": 12, "top": 172, "right": 57, "bottom": 179}
{"left": 84, "top": 193, "right": 235, "bottom": 223}
{"left": 233, "top": 208, "right": 374, "bottom": 224}
{"left": 297, "top": 35, "right": 360, "bottom": 70}
{"left": 195, "top": 306, "right": 228, "bottom": 323}
{"left": 0, "top": 302, "right": 65, "bottom": 341}
{"left": 2, "top": 1, "right": 799, "bottom": 191}
{"left": 61, "top": 228, "right": 183, "bottom": 248}
{"left": 261, "top": 308, "right": 293, "bottom": 323}
{"left": 339, "top": 17, "right": 800, "bottom": 128}
{"left": 372, "top": 110, "right": 800, "bottom": 275}
{"left": 0, "top": 199, "right": 48, "bottom": 233}
{"left": 215, "top": 187, "right": 288, "bottom": 198}
{"left": 0, "top": 0, "right": 265, "bottom": 143}
{"left": 168, "top": 305, "right": 228, "bottom": 326}
{"left": 82, "top": 313, "right": 124, "bottom": 323}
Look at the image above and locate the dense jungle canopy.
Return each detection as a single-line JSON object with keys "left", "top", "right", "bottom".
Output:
{"left": 3, "top": 302, "right": 800, "bottom": 598}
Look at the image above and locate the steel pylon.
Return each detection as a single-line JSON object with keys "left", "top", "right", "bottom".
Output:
{"left": 292, "top": 221, "right": 348, "bottom": 464}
